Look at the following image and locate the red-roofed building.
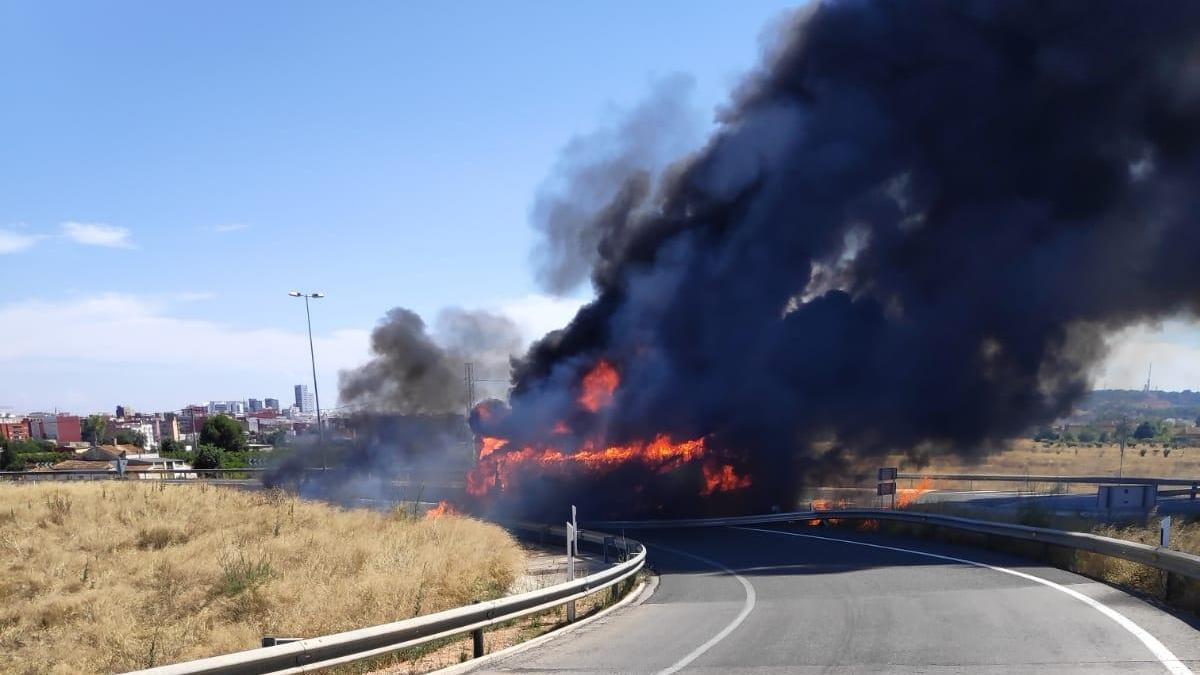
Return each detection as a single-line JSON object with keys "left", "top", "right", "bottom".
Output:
{"left": 0, "top": 419, "right": 30, "bottom": 441}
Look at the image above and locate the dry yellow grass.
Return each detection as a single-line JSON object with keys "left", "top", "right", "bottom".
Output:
{"left": 0, "top": 482, "right": 523, "bottom": 674}
{"left": 889, "top": 439, "right": 1200, "bottom": 482}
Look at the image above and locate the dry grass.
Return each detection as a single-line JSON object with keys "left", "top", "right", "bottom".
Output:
{"left": 1092, "top": 518, "right": 1200, "bottom": 556}
{"left": 890, "top": 438, "right": 1200, "bottom": 480}
{"left": 0, "top": 482, "right": 523, "bottom": 675}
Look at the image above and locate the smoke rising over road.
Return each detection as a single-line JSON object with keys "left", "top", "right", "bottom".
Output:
{"left": 340, "top": 307, "right": 521, "bottom": 414}
{"left": 469, "top": 0, "right": 1200, "bottom": 517}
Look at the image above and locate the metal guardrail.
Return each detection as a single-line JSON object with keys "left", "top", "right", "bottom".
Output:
{"left": 587, "top": 509, "right": 1200, "bottom": 581}
{"left": 0, "top": 468, "right": 270, "bottom": 479}
{"left": 126, "top": 525, "right": 645, "bottom": 675}
{"left": 897, "top": 472, "right": 1200, "bottom": 487}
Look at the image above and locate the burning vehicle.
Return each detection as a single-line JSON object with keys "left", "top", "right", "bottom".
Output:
{"left": 332, "top": 1, "right": 1200, "bottom": 521}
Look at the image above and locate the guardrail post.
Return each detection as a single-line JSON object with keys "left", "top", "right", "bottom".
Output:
{"left": 472, "top": 626, "right": 484, "bottom": 658}
{"left": 470, "top": 598, "right": 484, "bottom": 658}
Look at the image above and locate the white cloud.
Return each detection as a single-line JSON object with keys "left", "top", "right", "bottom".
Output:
{"left": 0, "top": 228, "right": 43, "bottom": 254}
{"left": 210, "top": 223, "right": 249, "bottom": 233}
{"left": 1094, "top": 320, "right": 1200, "bottom": 391}
{"left": 0, "top": 293, "right": 370, "bottom": 412}
{"left": 0, "top": 291, "right": 582, "bottom": 412}
{"left": 61, "top": 221, "right": 135, "bottom": 248}
{"left": 496, "top": 293, "right": 586, "bottom": 342}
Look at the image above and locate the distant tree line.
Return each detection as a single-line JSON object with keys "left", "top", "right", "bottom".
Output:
{"left": 160, "top": 415, "right": 259, "bottom": 470}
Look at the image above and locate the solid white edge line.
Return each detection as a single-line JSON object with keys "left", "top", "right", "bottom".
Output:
{"left": 652, "top": 542, "right": 757, "bottom": 675}
{"left": 733, "top": 525, "right": 1192, "bottom": 675}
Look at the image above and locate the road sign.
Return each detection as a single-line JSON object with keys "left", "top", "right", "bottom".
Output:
{"left": 878, "top": 467, "right": 897, "bottom": 481}
{"left": 877, "top": 481, "right": 896, "bottom": 496}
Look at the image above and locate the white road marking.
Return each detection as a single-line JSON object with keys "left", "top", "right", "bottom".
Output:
{"left": 652, "top": 542, "right": 757, "bottom": 675}
{"left": 734, "top": 526, "right": 1192, "bottom": 675}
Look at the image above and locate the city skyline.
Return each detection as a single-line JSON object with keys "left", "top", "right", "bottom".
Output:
{"left": 2, "top": 2, "right": 1198, "bottom": 412}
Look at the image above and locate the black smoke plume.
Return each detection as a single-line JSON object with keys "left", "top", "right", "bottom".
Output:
{"left": 266, "top": 308, "right": 520, "bottom": 500}
{"left": 473, "top": 0, "right": 1200, "bottom": 519}
{"left": 341, "top": 307, "right": 521, "bottom": 414}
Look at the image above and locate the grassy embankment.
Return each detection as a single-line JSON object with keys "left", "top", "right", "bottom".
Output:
{"left": 888, "top": 438, "right": 1200, "bottom": 483}
{"left": 0, "top": 482, "right": 523, "bottom": 674}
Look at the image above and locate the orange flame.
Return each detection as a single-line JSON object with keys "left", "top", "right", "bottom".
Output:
{"left": 700, "top": 463, "right": 752, "bottom": 496}
{"left": 467, "top": 434, "right": 717, "bottom": 497}
{"left": 895, "top": 476, "right": 933, "bottom": 509}
{"left": 479, "top": 436, "right": 508, "bottom": 459}
{"left": 425, "top": 500, "right": 461, "bottom": 519}
{"left": 808, "top": 498, "right": 848, "bottom": 526}
{"left": 578, "top": 360, "right": 619, "bottom": 412}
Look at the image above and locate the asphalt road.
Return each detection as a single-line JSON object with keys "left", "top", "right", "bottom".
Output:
{"left": 466, "top": 525, "right": 1200, "bottom": 674}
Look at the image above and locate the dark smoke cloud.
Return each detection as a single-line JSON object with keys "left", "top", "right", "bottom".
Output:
{"left": 339, "top": 307, "right": 522, "bottom": 414}
{"left": 530, "top": 73, "right": 703, "bottom": 294}
{"left": 269, "top": 308, "right": 523, "bottom": 503}
{"left": 478, "top": 0, "right": 1200, "bottom": 517}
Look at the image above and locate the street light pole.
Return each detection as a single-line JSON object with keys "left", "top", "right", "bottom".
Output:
{"left": 289, "top": 291, "right": 326, "bottom": 469}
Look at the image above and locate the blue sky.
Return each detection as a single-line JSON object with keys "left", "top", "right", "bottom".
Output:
{"left": 0, "top": 1, "right": 800, "bottom": 412}
{"left": 1, "top": 1, "right": 1196, "bottom": 414}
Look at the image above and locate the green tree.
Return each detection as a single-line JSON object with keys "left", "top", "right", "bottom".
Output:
{"left": 200, "top": 415, "right": 247, "bottom": 453}
{"left": 159, "top": 438, "right": 185, "bottom": 457}
{"left": 1133, "top": 421, "right": 1156, "bottom": 440}
{"left": 0, "top": 441, "right": 25, "bottom": 471}
{"left": 1076, "top": 428, "right": 1098, "bottom": 444}
{"left": 1033, "top": 427, "right": 1059, "bottom": 442}
{"left": 82, "top": 415, "right": 109, "bottom": 443}
{"left": 193, "top": 444, "right": 223, "bottom": 470}
{"left": 113, "top": 429, "right": 147, "bottom": 449}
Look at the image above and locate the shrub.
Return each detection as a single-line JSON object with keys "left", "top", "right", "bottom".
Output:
{"left": 217, "top": 551, "right": 273, "bottom": 596}
{"left": 136, "top": 525, "right": 189, "bottom": 550}
{"left": 193, "top": 445, "right": 223, "bottom": 470}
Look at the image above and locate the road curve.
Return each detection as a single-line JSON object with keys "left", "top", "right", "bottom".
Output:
{"left": 465, "top": 525, "right": 1200, "bottom": 674}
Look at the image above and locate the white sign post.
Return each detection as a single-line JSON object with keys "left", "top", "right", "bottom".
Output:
{"left": 566, "top": 505, "right": 577, "bottom": 622}
{"left": 1161, "top": 516, "right": 1172, "bottom": 548}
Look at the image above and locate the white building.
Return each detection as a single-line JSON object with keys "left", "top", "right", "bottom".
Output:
{"left": 294, "top": 385, "right": 315, "bottom": 414}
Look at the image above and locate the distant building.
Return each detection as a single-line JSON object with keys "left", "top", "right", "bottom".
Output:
{"left": 294, "top": 385, "right": 315, "bottom": 414}
{"left": 156, "top": 415, "right": 180, "bottom": 442}
{"left": 56, "top": 415, "right": 82, "bottom": 443}
{"left": 109, "top": 419, "right": 156, "bottom": 449}
{"left": 265, "top": 398, "right": 280, "bottom": 410}
{"left": 0, "top": 419, "right": 30, "bottom": 441}
{"left": 248, "top": 398, "right": 263, "bottom": 413}
{"left": 178, "top": 405, "right": 207, "bottom": 435}
{"left": 26, "top": 412, "right": 54, "bottom": 439}
{"left": 115, "top": 404, "right": 134, "bottom": 418}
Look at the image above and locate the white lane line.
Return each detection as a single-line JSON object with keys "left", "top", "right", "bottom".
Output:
{"left": 734, "top": 526, "right": 1192, "bottom": 675}
{"left": 652, "top": 542, "right": 757, "bottom": 675}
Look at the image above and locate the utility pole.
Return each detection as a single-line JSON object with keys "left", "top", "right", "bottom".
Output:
{"left": 1118, "top": 415, "right": 1128, "bottom": 479}
{"left": 465, "top": 362, "right": 476, "bottom": 463}
{"left": 465, "top": 362, "right": 476, "bottom": 418}
{"left": 289, "top": 291, "right": 326, "bottom": 470}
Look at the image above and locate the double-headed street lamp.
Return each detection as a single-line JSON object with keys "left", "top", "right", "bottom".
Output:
{"left": 289, "top": 291, "right": 326, "bottom": 469}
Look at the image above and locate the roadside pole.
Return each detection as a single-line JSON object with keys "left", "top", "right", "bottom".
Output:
{"left": 566, "top": 505, "right": 576, "bottom": 622}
